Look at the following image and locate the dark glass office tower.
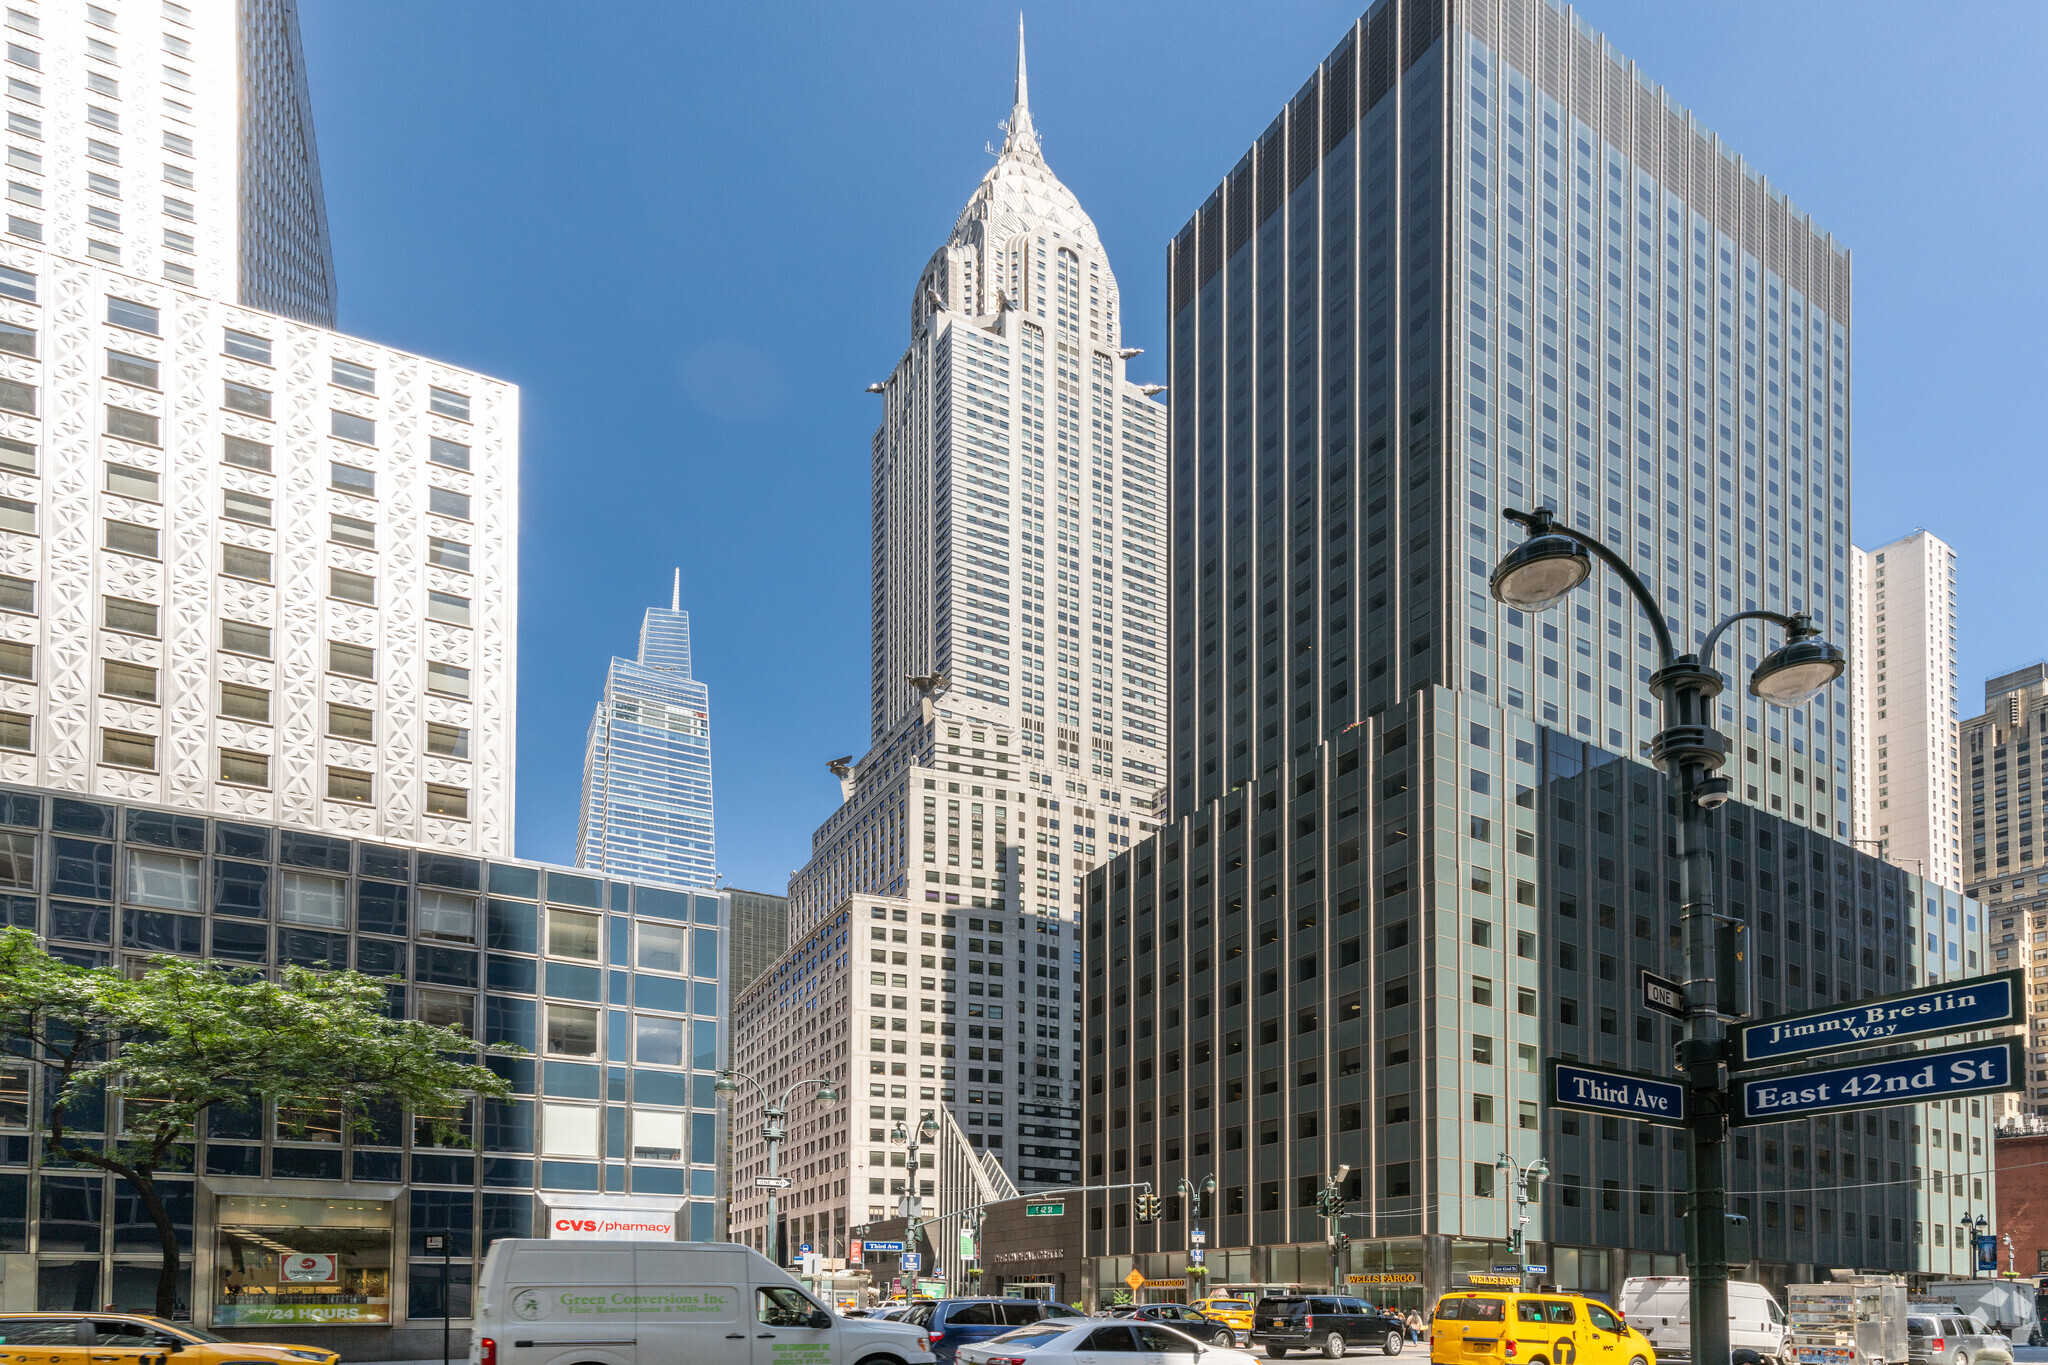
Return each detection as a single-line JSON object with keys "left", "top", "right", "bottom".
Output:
{"left": 1083, "top": 0, "right": 1989, "bottom": 1310}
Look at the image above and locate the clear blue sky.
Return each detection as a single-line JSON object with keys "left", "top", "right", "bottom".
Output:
{"left": 298, "top": 1, "right": 2045, "bottom": 894}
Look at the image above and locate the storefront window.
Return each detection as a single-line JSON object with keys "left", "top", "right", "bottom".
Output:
{"left": 213, "top": 1195, "right": 392, "bottom": 1326}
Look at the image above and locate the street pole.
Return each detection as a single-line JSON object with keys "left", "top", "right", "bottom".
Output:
{"left": 1495, "top": 1154, "right": 1548, "bottom": 1277}
{"left": 716, "top": 1068, "right": 840, "bottom": 1270}
{"left": 1492, "top": 509, "right": 1844, "bottom": 1365}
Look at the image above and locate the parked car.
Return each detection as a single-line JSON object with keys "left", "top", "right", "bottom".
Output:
{"left": 1193, "top": 1297, "right": 1258, "bottom": 1341}
{"left": 1253, "top": 1295, "right": 1409, "bottom": 1358}
{"left": 1431, "top": 1290, "right": 1653, "bottom": 1365}
{"left": 956, "top": 1318, "right": 1260, "bottom": 1364}
{"left": 905, "top": 1297, "right": 1088, "bottom": 1365}
{"left": 1908, "top": 1312, "right": 2015, "bottom": 1365}
{"left": 0, "top": 1314, "right": 337, "bottom": 1365}
{"left": 1099, "top": 1304, "right": 1238, "bottom": 1346}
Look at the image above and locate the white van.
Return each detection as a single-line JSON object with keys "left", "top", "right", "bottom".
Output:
{"left": 1618, "top": 1276, "right": 1789, "bottom": 1365}
{"left": 470, "top": 1239, "right": 935, "bottom": 1365}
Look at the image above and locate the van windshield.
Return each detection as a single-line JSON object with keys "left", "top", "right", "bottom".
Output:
{"left": 1437, "top": 1298, "right": 1507, "bottom": 1321}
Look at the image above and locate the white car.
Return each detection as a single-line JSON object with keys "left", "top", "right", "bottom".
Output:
{"left": 955, "top": 1317, "right": 1258, "bottom": 1365}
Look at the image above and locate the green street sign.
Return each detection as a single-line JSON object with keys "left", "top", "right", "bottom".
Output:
{"left": 1025, "top": 1202, "right": 1066, "bottom": 1217}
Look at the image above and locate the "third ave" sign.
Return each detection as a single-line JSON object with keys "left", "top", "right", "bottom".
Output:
{"left": 1546, "top": 1060, "right": 1687, "bottom": 1127}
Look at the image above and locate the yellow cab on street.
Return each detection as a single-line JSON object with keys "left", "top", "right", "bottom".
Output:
{"left": 0, "top": 1313, "right": 337, "bottom": 1365}
{"left": 1190, "top": 1295, "right": 1255, "bottom": 1338}
{"left": 1432, "top": 1288, "right": 1655, "bottom": 1365}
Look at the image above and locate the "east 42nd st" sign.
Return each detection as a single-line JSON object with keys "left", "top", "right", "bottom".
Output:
{"left": 1546, "top": 1060, "right": 1688, "bottom": 1127}
{"left": 1734, "top": 1038, "right": 2022, "bottom": 1125}
{"left": 1732, "top": 969, "right": 2022, "bottom": 1069}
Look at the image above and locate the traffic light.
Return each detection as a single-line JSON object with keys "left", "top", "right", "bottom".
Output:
{"left": 1316, "top": 1185, "right": 1345, "bottom": 1219}
{"left": 1334, "top": 1232, "right": 1351, "bottom": 1256}
{"left": 1136, "top": 1193, "right": 1161, "bottom": 1224}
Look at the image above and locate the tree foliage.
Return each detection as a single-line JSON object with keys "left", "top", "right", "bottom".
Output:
{"left": 0, "top": 927, "right": 516, "bottom": 1317}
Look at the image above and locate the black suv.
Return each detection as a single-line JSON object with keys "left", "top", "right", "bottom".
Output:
{"left": 1252, "top": 1295, "right": 1407, "bottom": 1359}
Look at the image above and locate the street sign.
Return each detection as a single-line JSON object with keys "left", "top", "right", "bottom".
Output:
{"left": 1025, "top": 1202, "right": 1067, "bottom": 1217}
{"left": 902, "top": 1253, "right": 921, "bottom": 1275}
{"left": 1640, "top": 967, "right": 1686, "bottom": 1021}
{"left": 864, "top": 1240, "right": 905, "bottom": 1253}
{"left": 799, "top": 1243, "right": 812, "bottom": 1256}
{"left": 1190, "top": 1249, "right": 1204, "bottom": 1265}
{"left": 754, "top": 1176, "right": 794, "bottom": 1189}
{"left": 1191, "top": 1229, "right": 1206, "bottom": 1244}
{"left": 1125, "top": 1269, "right": 1146, "bottom": 1291}
{"left": 1492, "top": 1265, "right": 1527, "bottom": 1274}
{"left": 1734, "top": 1037, "right": 2022, "bottom": 1125}
{"left": 1546, "top": 1059, "right": 1687, "bottom": 1127}
{"left": 1525, "top": 1265, "right": 1549, "bottom": 1274}
{"left": 1732, "top": 969, "right": 2023, "bottom": 1069}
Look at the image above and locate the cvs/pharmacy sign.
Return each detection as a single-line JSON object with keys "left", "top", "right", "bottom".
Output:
{"left": 549, "top": 1209, "right": 675, "bottom": 1241}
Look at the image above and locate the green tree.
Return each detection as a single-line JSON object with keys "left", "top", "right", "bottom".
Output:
{"left": 0, "top": 927, "right": 515, "bottom": 1318}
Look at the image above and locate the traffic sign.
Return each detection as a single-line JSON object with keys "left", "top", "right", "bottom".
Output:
{"left": 799, "top": 1243, "right": 812, "bottom": 1256}
{"left": 1640, "top": 968, "right": 1686, "bottom": 1021}
{"left": 863, "top": 1240, "right": 905, "bottom": 1253}
{"left": 1191, "top": 1229, "right": 1206, "bottom": 1244}
{"left": 1546, "top": 1059, "right": 1687, "bottom": 1127}
{"left": 1734, "top": 1037, "right": 2022, "bottom": 1125}
{"left": 1732, "top": 969, "right": 2022, "bottom": 1069}
{"left": 902, "top": 1253, "right": 921, "bottom": 1275}
{"left": 755, "top": 1176, "right": 794, "bottom": 1189}
{"left": 1024, "top": 1202, "right": 1066, "bottom": 1217}
{"left": 1125, "top": 1269, "right": 1146, "bottom": 1291}
{"left": 1190, "top": 1249, "right": 1204, "bottom": 1265}
{"left": 1525, "top": 1265, "right": 1549, "bottom": 1274}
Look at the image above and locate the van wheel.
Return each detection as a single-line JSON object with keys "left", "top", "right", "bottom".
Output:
{"left": 852, "top": 1355, "right": 909, "bottom": 1365}
{"left": 1324, "top": 1333, "right": 1349, "bottom": 1359}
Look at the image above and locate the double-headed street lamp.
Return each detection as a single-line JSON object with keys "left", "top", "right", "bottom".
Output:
{"left": 1957, "top": 1212, "right": 1988, "bottom": 1279}
{"left": 716, "top": 1067, "right": 839, "bottom": 1268}
{"left": 891, "top": 1109, "right": 942, "bottom": 1223}
{"left": 1178, "top": 1173, "right": 1218, "bottom": 1283}
{"left": 1491, "top": 507, "right": 1845, "bottom": 1365}
{"left": 1493, "top": 1153, "right": 1549, "bottom": 1274}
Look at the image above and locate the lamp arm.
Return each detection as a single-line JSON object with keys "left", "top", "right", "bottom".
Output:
{"left": 1697, "top": 608, "right": 1801, "bottom": 668}
{"left": 1505, "top": 509, "right": 1675, "bottom": 666}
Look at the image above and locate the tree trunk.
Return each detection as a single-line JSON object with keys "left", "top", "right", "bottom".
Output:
{"left": 127, "top": 1168, "right": 183, "bottom": 1319}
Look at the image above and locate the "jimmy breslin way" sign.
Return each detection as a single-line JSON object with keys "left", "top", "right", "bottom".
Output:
{"left": 1731, "top": 969, "right": 2021, "bottom": 1069}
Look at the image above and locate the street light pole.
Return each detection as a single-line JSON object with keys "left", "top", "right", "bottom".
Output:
{"left": 1490, "top": 508, "right": 1845, "bottom": 1365}
{"left": 1493, "top": 1153, "right": 1549, "bottom": 1275}
{"left": 891, "top": 1110, "right": 940, "bottom": 1290}
{"left": 1178, "top": 1173, "right": 1218, "bottom": 1286}
{"left": 1315, "top": 1166, "right": 1352, "bottom": 1290}
{"left": 716, "top": 1068, "right": 840, "bottom": 1270}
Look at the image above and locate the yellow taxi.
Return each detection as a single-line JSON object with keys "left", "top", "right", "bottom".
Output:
{"left": 0, "top": 1313, "right": 337, "bottom": 1365}
{"left": 1432, "top": 1289, "right": 1655, "bottom": 1365}
{"left": 1190, "top": 1295, "right": 1255, "bottom": 1339}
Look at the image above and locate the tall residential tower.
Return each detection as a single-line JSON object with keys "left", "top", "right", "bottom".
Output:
{"left": 1850, "top": 530, "right": 1962, "bottom": 889}
{"left": 575, "top": 576, "right": 715, "bottom": 888}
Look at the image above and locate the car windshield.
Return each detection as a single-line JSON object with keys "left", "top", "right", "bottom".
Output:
{"left": 988, "top": 1326, "right": 1069, "bottom": 1348}
{"left": 1437, "top": 1297, "right": 1507, "bottom": 1321}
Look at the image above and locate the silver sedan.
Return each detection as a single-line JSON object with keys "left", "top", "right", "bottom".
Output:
{"left": 955, "top": 1318, "right": 1260, "bottom": 1365}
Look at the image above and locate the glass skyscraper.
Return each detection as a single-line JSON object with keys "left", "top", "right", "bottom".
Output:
{"left": 575, "top": 579, "right": 715, "bottom": 889}
{"left": 1075, "top": 0, "right": 1989, "bottom": 1312}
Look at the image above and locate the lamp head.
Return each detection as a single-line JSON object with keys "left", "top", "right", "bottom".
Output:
{"left": 1525, "top": 1158, "right": 1550, "bottom": 1181}
{"left": 1749, "top": 613, "right": 1846, "bottom": 707}
{"left": 1489, "top": 509, "right": 1591, "bottom": 611}
{"left": 920, "top": 1112, "right": 939, "bottom": 1136}
{"left": 1203, "top": 1173, "right": 1218, "bottom": 1193}
{"left": 889, "top": 1125, "right": 907, "bottom": 1144}
{"left": 816, "top": 1083, "right": 839, "bottom": 1102}
{"left": 1333, "top": 1164, "right": 1351, "bottom": 1185}
{"left": 713, "top": 1075, "right": 738, "bottom": 1094}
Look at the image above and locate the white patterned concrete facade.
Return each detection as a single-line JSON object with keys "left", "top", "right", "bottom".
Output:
{"left": 2, "top": 0, "right": 336, "bottom": 326}
{"left": 0, "top": 244, "right": 515, "bottom": 853}
{"left": 1850, "top": 530, "right": 1961, "bottom": 890}
{"left": 834, "top": 27, "right": 1166, "bottom": 939}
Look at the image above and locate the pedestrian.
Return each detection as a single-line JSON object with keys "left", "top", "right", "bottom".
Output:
{"left": 1407, "top": 1308, "right": 1425, "bottom": 1343}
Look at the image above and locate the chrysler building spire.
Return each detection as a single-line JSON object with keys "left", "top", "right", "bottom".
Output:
{"left": 1004, "top": 15, "right": 1041, "bottom": 161}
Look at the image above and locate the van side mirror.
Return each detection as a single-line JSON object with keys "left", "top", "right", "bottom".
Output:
{"left": 809, "top": 1310, "right": 832, "bottom": 1330}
